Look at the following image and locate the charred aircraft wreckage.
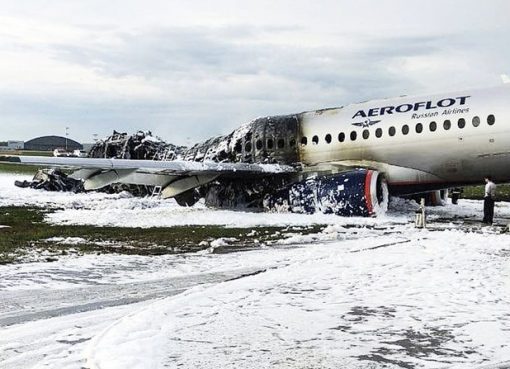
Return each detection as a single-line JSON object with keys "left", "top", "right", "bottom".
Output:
{"left": 179, "top": 115, "right": 390, "bottom": 217}
{"left": 8, "top": 84, "right": 508, "bottom": 217}
{"left": 14, "top": 121, "right": 389, "bottom": 217}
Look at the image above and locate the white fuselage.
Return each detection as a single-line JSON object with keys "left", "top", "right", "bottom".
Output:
{"left": 298, "top": 85, "right": 510, "bottom": 192}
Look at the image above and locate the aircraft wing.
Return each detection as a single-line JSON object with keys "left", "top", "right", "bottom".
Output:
{"left": 0, "top": 155, "right": 296, "bottom": 198}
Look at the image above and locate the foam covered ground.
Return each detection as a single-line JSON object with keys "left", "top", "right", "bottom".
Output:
{"left": 1, "top": 173, "right": 510, "bottom": 369}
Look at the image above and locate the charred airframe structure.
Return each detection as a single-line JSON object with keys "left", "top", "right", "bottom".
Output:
{"left": 88, "top": 130, "right": 186, "bottom": 161}
{"left": 15, "top": 169, "right": 84, "bottom": 193}
{"left": 10, "top": 84, "right": 510, "bottom": 217}
{"left": 16, "top": 131, "right": 186, "bottom": 197}
{"left": 179, "top": 115, "right": 310, "bottom": 210}
{"left": 160, "top": 114, "right": 384, "bottom": 216}
{"left": 14, "top": 115, "right": 386, "bottom": 216}
{"left": 182, "top": 115, "right": 300, "bottom": 164}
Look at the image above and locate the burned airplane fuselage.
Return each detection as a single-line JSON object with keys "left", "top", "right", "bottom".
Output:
{"left": 182, "top": 114, "right": 301, "bottom": 165}
{"left": 180, "top": 114, "right": 302, "bottom": 210}
{"left": 177, "top": 114, "right": 386, "bottom": 217}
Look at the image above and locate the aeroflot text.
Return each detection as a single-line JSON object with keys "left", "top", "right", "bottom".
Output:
{"left": 352, "top": 96, "right": 471, "bottom": 119}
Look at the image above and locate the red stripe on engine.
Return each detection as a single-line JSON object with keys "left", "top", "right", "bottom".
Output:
{"left": 364, "top": 170, "right": 373, "bottom": 215}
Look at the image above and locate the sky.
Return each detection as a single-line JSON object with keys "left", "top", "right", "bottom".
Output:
{"left": 0, "top": 0, "right": 509, "bottom": 145}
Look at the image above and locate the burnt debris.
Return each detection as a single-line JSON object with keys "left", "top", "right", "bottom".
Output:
{"left": 16, "top": 115, "right": 303, "bottom": 205}
{"left": 88, "top": 130, "right": 186, "bottom": 161}
{"left": 16, "top": 130, "right": 188, "bottom": 196}
{"left": 15, "top": 169, "right": 84, "bottom": 193}
{"left": 15, "top": 168, "right": 158, "bottom": 197}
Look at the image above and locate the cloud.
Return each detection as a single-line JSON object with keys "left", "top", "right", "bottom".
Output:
{"left": 6, "top": 27, "right": 439, "bottom": 143}
{"left": 48, "top": 27, "right": 445, "bottom": 101}
{"left": 0, "top": 1, "right": 510, "bottom": 144}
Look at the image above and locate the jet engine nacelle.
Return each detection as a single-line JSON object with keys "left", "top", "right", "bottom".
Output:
{"left": 265, "top": 169, "right": 389, "bottom": 217}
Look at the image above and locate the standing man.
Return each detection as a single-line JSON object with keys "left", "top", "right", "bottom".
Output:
{"left": 483, "top": 176, "right": 497, "bottom": 225}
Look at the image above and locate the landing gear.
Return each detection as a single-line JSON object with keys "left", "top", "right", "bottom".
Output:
{"left": 451, "top": 188, "right": 463, "bottom": 205}
{"left": 174, "top": 189, "right": 201, "bottom": 207}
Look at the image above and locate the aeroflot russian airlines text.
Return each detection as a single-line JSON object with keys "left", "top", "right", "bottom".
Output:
{"left": 352, "top": 95, "right": 471, "bottom": 119}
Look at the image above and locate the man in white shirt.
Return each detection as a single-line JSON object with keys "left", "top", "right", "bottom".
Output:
{"left": 482, "top": 176, "right": 497, "bottom": 225}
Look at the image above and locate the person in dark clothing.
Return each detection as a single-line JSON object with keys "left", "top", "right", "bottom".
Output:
{"left": 482, "top": 176, "right": 496, "bottom": 225}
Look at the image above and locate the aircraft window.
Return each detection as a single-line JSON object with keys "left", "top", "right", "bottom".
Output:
{"left": 338, "top": 132, "right": 345, "bottom": 142}
{"left": 429, "top": 121, "right": 437, "bottom": 132}
{"left": 415, "top": 123, "right": 423, "bottom": 133}
{"left": 325, "top": 134, "right": 332, "bottom": 143}
{"left": 300, "top": 137, "right": 307, "bottom": 146}
{"left": 245, "top": 142, "right": 252, "bottom": 152}
{"left": 388, "top": 126, "right": 396, "bottom": 136}
{"left": 289, "top": 138, "right": 296, "bottom": 147}
{"left": 256, "top": 140, "right": 263, "bottom": 150}
{"left": 488, "top": 114, "right": 495, "bottom": 125}
{"left": 458, "top": 118, "right": 466, "bottom": 129}
{"left": 277, "top": 138, "right": 285, "bottom": 149}
{"left": 267, "top": 138, "right": 274, "bottom": 149}
{"left": 235, "top": 141, "right": 242, "bottom": 153}
{"left": 362, "top": 129, "right": 369, "bottom": 139}
{"left": 402, "top": 125, "right": 409, "bottom": 135}
{"left": 375, "top": 128, "right": 382, "bottom": 138}
{"left": 472, "top": 116, "right": 480, "bottom": 127}
{"left": 350, "top": 131, "right": 357, "bottom": 141}
{"left": 312, "top": 135, "right": 319, "bottom": 145}
{"left": 443, "top": 120, "right": 451, "bottom": 130}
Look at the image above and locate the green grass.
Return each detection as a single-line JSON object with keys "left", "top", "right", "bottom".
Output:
{"left": 0, "top": 150, "right": 53, "bottom": 174}
{"left": 460, "top": 184, "right": 510, "bottom": 201}
{"left": 0, "top": 206, "right": 324, "bottom": 264}
{"left": 0, "top": 163, "right": 44, "bottom": 174}
{"left": 11, "top": 150, "right": 54, "bottom": 157}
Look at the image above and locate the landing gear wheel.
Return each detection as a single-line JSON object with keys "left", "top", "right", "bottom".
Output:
{"left": 174, "top": 189, "right": 200, "bottom": 207}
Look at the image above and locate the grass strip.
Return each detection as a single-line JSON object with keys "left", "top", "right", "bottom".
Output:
{"left": 0, "top": 206, "right": 324, "bottom": 264}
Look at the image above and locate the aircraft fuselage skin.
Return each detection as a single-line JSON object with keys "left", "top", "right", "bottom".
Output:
{"left": 185, "top": 85, "right": 509, "bottom": 197}
{"left": 298, "top": 85, "right": 510, "bottom": 195}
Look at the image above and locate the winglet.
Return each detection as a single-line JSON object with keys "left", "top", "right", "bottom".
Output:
{"left": 0, "top": 155, "right": 22, "bottom": 163}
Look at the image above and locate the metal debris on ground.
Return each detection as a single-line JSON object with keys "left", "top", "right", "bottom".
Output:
{"left": 16, "top": 131, "right": 188, "bottom": 197}
{"left": 15, "top": 169, "right": 84, "bottom": 193}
